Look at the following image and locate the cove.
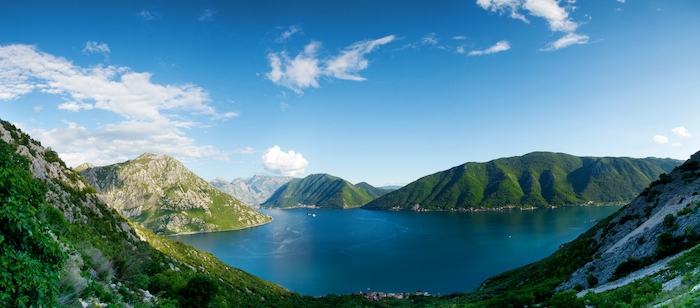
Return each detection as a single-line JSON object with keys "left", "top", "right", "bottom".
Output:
{"left": 170, "top": 205, "right": 622, "bottom": 296}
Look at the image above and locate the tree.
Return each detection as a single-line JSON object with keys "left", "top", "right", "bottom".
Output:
{"left": 178, "top": 274, "right": 220, "bottom": 307}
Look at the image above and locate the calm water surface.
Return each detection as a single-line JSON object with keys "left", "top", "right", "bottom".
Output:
{"left": 170, "top": 206, "right": 621, "bottom": 296}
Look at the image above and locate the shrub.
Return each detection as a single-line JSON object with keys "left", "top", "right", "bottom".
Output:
{"left": 663, "top": 214, "right": 676, "bottom": 229}
{"left": 178, "top": 274, "right": 219, "bottom": 308}
{"left": 0, "top": 141, "right": 66, "bottom": 307}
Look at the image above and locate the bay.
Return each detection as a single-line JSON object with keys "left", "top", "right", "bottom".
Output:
{"left": 170, "top": 205, "right": 622, "bottom": 296}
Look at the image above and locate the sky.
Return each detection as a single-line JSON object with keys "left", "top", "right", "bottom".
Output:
{"left": 1, "top": 0, "right": 699, "bottom": 187}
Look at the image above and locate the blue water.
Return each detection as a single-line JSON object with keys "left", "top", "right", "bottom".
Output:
{"left": 170, "top": 206, "right": 621, "bottom": 296}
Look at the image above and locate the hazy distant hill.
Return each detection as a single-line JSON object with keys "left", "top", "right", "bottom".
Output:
{"left": 355, "top": 182, "right": 394, "bottom": 198}
{"left": 262, "top": 173, "right": 375, "bottom": 209}
{"left": 81, "top": 153, "right": 271, "bottom": 235}
{"left": 363, "top": 152, "right": 682, "bottom": 210}
{"left": 210, "top": 174, "right": 293, "bottom": 206}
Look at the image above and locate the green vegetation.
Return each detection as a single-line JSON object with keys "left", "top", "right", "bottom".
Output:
{"left": 355, "top": 182, "right": 395, "bottom": 198}
{"left": 0, "top": 141, "right": 66, "bottom": 307}
{"left": 80, "top": 153, "right": 271, "bottom": 235}
{"left": 262, "top": 173, "right": 377, "bottom": 209}
{"left": 364, "top": 152, "right": 682, "bottom": 210}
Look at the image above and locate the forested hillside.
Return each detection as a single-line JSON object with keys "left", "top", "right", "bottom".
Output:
{"left": 364, "top": 152, "right": 682, "bottom": 210}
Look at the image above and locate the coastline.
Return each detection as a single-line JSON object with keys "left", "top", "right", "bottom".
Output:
{"left": 382, "top": 202, "right": 626, "bottom": 213}
{"left": 166, "top": 215, "right": 274, "bottom": 236}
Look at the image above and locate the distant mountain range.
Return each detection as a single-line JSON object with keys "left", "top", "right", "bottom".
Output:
{"left": 80, "top": 153, "right": 271, "bottom": 235}
{"left": 363, "top": 152, "right": 683, "bottom": 210}
{"left": 210, "top": 174, "right": 293, "bottom": 206}
{"left": 262, "top": 174, "right": 391, "bottom": 209}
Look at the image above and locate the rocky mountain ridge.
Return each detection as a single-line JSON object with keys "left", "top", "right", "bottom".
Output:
{"left": 210, "top": 174, "right": 293, "bottom": 206}
{"left": 80, "top": 153, "right": 271, "bottom": 235}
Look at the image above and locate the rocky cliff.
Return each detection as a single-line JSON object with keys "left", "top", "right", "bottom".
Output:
{"left": 210, "top": 174, "right": 293, "bottom": 206}
{"left": 80, "top": 153, "right": 271, "bottom": 235}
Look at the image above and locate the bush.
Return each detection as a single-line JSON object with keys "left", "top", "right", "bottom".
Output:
{"left": 0, "top": 141, "right": 67, "bottom": 307}
{"left": 178, "top": 274, "right": 219, "bottom": 308}
{"left": 663, "top": 214, "right": 676, "bottom": 229}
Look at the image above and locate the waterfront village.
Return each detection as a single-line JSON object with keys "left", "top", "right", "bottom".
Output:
{"left": 357, "top": 291, "right": 433, "bottom": 301}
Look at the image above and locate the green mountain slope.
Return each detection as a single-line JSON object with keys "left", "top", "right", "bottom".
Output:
{"left": 355, "top": 182, "right": 394, "bottom": 198}
{"left": 0, "top": 120, "right": 300, "bottom": 307}
{"left": 363, "top": 152, "right": 682, "bottom": 210}
{"left": 442, "top": 151, "right": 700, "bottom": 307}
{"left": 262, "top": 174, "right": 374, "bottom": 209}
{"left": 80, "top": 153, "right": 272, "bottom": 235}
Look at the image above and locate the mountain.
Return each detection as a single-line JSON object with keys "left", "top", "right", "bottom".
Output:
{"left": 0, "top": 120, "right": 301, "bottom": 307}
{"left": 461, "top": 151, "right": 700, "bottom": 307}
{"left": 80, "top": 153, "right": 271, "bottom": 235}
{"left": 210, "top": 174, "right": 293, "bottom": 206}
{"left": 363, "top": 152, "right": 683, "bottom": 210}
{"left": 262, "top": 173, "right": 375, "bottom": 209}
{"left": 354, "top": 181, "right": 394, "bottom": 198}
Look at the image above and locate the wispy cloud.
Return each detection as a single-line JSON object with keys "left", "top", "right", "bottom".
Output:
{"left": 83, "top": 41, "right": 110, "bottom": 54}
{"left": 422, "top": 33, "right": 439, "bottom": 45}
{"left": 266, "top": 35, "right": 395, "bottom": 94}
{"left": 82, "top": 41, "right": 110, "bottom": 61}
{"left": 452, "top": 36, "right": 467, "bottom": 40}
{"left": 468, "top": 40, "right": 511, "bottom": 56}
{"left": 477, "top": 0, "right": 578, "bottom": 32}
{"left": 673, "top": 142, "right": 682, "bottom": 147}
{"left": 275, "top": 26, "right": 302, "bottom": 43}
{"left": 261, "top": 146, "right": 308, "bottom": 176}
{"left": 33, "top": 105, "right": 43, "bottom": 112}
{"left": 198, "top": 8, "right": 216, "bottom": 21}
{"left": 653, "top": 135, "right": 669, "bottom": 144}
{"left": 672, "top": 126, "right": 692, "bottom": 137}
{"left": 477, "top": 0, "right": 589, "bottom": 51}
{"left": 0, "top": 44, "right": 234, "bottom": 166}
{"left": 137, "top": 9, "right": 159, "bottom": 21}
{"left": 540, "top": 32, "right": 589, "bottom": 51}
{"left": 232, "top": 146, "right": 256, "bottom": 154}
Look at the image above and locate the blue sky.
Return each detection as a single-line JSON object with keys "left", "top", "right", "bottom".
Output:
{"left": 1, "top": 0, "right": 699, "bottom": 187}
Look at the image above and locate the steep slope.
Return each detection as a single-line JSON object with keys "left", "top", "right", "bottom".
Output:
{"left": 262, "top": 173, "right": 374, "bottom": 209}
{"left": 364, "top": 152, "right": 682, "bottom": 210}
{"left": 355, "top": 182, "right": 394, "bottom": 198}
{"left": 453, "top": 150, "right": 700, "bottom": 307}
{"left": 0, "top": 120, "right": 297, "bottom": 307}
{"left": 210, "top": 174, "right": 293, "bottom": 206}
{"left": 80, "top": 153, "right": 271, "bottom": 235}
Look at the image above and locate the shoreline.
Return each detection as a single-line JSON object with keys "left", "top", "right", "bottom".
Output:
{"left": 167, "top": 215, "right": 274, "bottom": 236}
{"left": 379, "top": 202, "right": 626, "bottom": 213}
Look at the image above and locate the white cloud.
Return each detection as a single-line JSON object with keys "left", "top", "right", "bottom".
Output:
{"left": 672, "top": 126, "right": 692, "bottom": 137}
{"left": 266, "top": 42, "right": 322, "bottom": 94}
{"left": 266, "top": 35, "right": 394, "bottom": 94}
{"left": 280, "top": 101, "right": 289, "bottom": 111}
{"left": 324, "top": 35, "right": 395, "bottom": 81}
{"left": 452, "top": 36, "right": 467, "bottom": 40}
{"left": 58, "top": 101, "right": 94, "bottom": 112}
{"left": 422, "top": 33, "right": 439, "bottom": 45}
{"left": 540, "top": 32, "right": 589, "bottom": 51}
{"left": 232, "top": 146, "right": 255, "bottom": 154}
{"left": 617, "top": 0, "right": 625, "bottom": 3}
{"left": 83, "top": 41, "right": 110, "bottom": 55}
{"left": 30, "top": 120, "right": 225, "bottom": 167}
{"left": 198, "top": 9, "right": 216, "bottom": 21}
{"left": 673, "top": 142, "right": 682, "bottom": 147}
{"left": 456, "top": 46, "right": 466, "bottom": 54}
{"left": 653, "top": 135, "right": 669, "bottom": 144}
{"left": 33, "top": 105, "right": 43, "bottom": 112}
{"left": 261, "top": 146, "right": 308, "bottom": 176}
{"left": 468, "top": 40, "right": 511, "bottom": 56}
{"left": 275, "top": 26, "right": 302, "bottom": 43}
{"left": 477, "top": 0, "right": 579, "bottom": 33}
{"left": 0, "top": 44, "right": 234, "bottom": 166}
{"left": 138, "top": 9, "right": 157, "bottom": 20}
